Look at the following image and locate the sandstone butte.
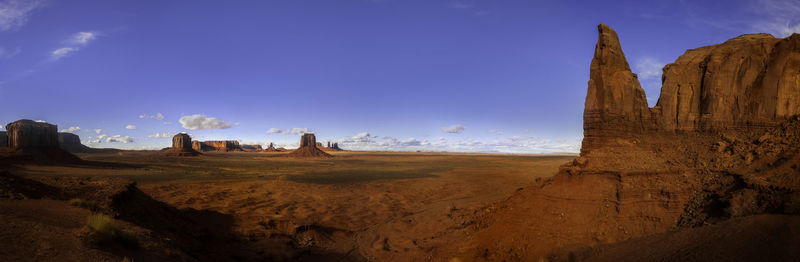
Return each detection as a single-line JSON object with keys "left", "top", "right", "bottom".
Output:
{"left": 192, "top": 140, "right": 243, "bottom": 152}
{"left": 164, "top": 133, "right": 201, "bottom": 156}
{"left": 459, "top": 24, "right": 800, "bottom": 260}
{"left": 0, "top": 119, "right": 81, "bottom": 163}
{"left": 287, "top": 133, "right": 332, "bottom": 158}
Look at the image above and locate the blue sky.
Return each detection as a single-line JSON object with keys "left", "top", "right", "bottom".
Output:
{"left": 0, "top": 0, "right": 798, "bottom": 152}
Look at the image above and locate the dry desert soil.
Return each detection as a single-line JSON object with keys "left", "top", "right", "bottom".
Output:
{"left": 1, "top": 151, "right": 576, "bottom": 261}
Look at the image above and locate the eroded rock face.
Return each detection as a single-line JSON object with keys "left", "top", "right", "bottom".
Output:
{"left": 173, "top": 133, "right": 193, "bottom": 150}
{"left": 580, "top": 25, "right": 800, "bottom": 171}
{"left": 165, "top": 133, "right": 200, "bottom": 156}
{"left": 0, "top": 131, "right": 6, "bottom": 148}
{"left": 5, "top": 120, "right": 60, "bottom": 150}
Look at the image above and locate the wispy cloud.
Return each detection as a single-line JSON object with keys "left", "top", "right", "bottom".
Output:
{"left": 441, "top": 124, "right": 465, "bottom": 133}
{"left": 70, "top": 32, "right": 96, "bottom": 45}
{"left": 752, "top": 0, "right": 800, "bottom": 37}
{"left": 179, "top": 114, "right": 232, "bottom": 130}
{"left": 0, "top": 0, "right": 46, "bottom": 31}
{"left": 59, "top": 126, "right": 80, "bottom": 133}
{"left": 266, "top": 128, "right": 282, "bottom": 134}
{"left": 50, "top": 31, "right": 99, "bottom": 60}
{"left": 125, "top": 125, "right": 136, "bottom": 130}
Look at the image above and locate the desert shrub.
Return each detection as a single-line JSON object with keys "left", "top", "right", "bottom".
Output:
{"left": 86, "top": 213, "right": 139, "bottom": 248}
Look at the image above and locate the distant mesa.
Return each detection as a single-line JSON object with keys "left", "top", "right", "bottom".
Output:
{"left": 0, "top": 119, "right": 81, "bottom": 163}
{"left": 58, "top": 133, "right": 120, "bottom": 154}
{"left": 264, "top": 142, "right": 286, "bottom": 152}
{"left": 164, "top": 133, "right": 201, "bottom": 156}
{"left": 287, "top": 133, "right": 331, "bottom": 158}
{"left": 192, "top": 140, "right": 243, "bottom": 152}
{"left": 241, "top": 144, "right": 263, "bottom": 152}
{"left": 319, "top": 141, "right": 343, "bottom": 152}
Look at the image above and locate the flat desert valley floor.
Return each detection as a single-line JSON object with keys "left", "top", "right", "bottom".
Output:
{"left": 1, "top": 152, "right": 576, "bottom": 261}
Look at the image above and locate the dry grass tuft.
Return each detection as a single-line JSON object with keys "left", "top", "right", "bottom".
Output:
{"left": 86, "top": 213, "right": 139, "bottom": 248}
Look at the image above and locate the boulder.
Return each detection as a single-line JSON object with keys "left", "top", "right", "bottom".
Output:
{"left": 287, "top": 133, "right": 331, "bottom": 158}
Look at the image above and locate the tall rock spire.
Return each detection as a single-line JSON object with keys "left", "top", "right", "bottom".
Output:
{"left": 582, "top": 24, "right": 651, "bottom": 154}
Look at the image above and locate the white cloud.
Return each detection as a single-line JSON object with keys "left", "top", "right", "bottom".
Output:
{"left": 51, "top": 47, "right": 75, "bottom": 59}
{"left": 333, "top": 132, "right": 580, "bottom": 153}
{"left": 50, "top": 31, "right": 100, "bottom": 60}
{"left": 0, "top": 0, "right": 46, "bottom": 32}
{"left": 148, "top": 132, "right": 171, "bottom": 138}
{"left": 94, "top": 129, "right": 102, "bottom": 134}
{"left": 267, "top": 128, "right": 282, "bottom": 134}
{"left": 283, "top": 127, "right": 310, "bottom": 135}
{"left": 441, "top": 124, "right": 465, "bottom": 133}
{"left": 125, "top": 125, "right": 136, "bottom": 130}
{"left": 139, "top": 113, "right": 165, "bottom": 120}
{"left": 634, "top": 58, "right": 665, "bottom": 80}
{"left": 105, "top": 135, "right": 134, "bottom": 143}
{"left": 60, "top": 126, "right": 80, "bottom": 133}
{"left": 488, "top": 129, "right": 503, "bottom": 135}
{"left": 70, "top": 32, "right": 96, "bottom": 45}
{"left": 179, "top": 114, "right": 232, "bottom": 130}
{"left": 34, "top": 119, "right": 46, "bottom": 123}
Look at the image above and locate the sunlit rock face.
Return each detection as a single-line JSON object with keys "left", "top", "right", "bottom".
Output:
{"left": 165, "top": 133, "right": 200, "bottom": 157}
{"left": 582, "top": 24, "right": 800, "bottom": 158}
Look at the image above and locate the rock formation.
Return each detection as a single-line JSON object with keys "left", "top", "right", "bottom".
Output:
{"left": 0, "top": 131, "right": 6, "bottom": 148}
{"left": 192, "top": 140, "right": 243, "bottom": 152}
{"left": 264, "top": 143, "right": 280, "bottom": 152}
{"left": 58, "top": 132, "right": 95, "bottom": 153}
{"left": 164, "top": 133, "right": 200, "bottom": 156}
{"left": 330, "top": 142, "right": 342, "bottom": 151}
{"left": 463, "top": 25, "right": 800, "bottom": 260}
{"left": 0, "top": 119, "right": 80, "bottom": 163}
{"left": 287, "top": 133, "right": 331, "bottom": 158}
{"left": 241, "top": 144, "right": 263, "bottom": 152}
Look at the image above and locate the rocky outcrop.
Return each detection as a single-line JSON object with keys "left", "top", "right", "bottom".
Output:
{"left": 462, "top": 25, "right": 800, "bottom": 260}
{"left": 330, "top": 142, "right": 342, "bottom": 151}
{"left": 287, "top": 134, "right": 331, "bottom": 158}
{"left": 0, "top": 131, "right": 6, "bottom": 148}
{"left": 1, "top": 120, "right": 80, "bottom": 163}
{"left": 578, "top": 24, "right": 800, "bottom": 173}
{"left": 192, "top": 140, "right": 243, "bottom": 152}
{"left": 164, "top": 133, "right": 200, "bottom": 156}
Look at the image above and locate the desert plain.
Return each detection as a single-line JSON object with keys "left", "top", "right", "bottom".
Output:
{"left": 1, "top": 151, "right": 577, "bottom": 261}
